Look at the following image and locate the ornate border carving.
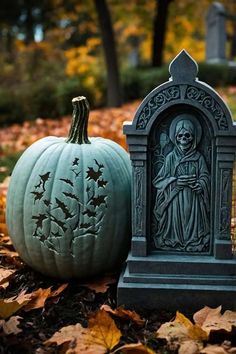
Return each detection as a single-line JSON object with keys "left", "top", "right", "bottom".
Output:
{"left": 186, "top": 86, "right": 228, "bottom": 130}
{"left": 136, "top": 86, "right": 180, "bottom": 129}
{"left": 136, "top": 84, "right": 229, "bottom": 131}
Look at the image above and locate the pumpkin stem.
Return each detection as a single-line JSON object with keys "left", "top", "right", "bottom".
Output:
{"left": 66, "top": 96, "right": 91, "bottom": 144}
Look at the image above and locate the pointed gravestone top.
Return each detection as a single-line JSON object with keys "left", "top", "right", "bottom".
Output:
{"left": 169, "top": 50, "right": 198, "bottom": 82}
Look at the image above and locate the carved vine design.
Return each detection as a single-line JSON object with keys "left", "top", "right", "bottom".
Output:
{"left": 133, "top": 166, "right": 144, "bottom": 235}
{"left": 220, "top": 169, "right": 231, "bottom": 238}
{"left": 136, "top": 86, "right": 180, "bottom": 129}
{"left": 186, "top": 86, "right": 228, "bottom": 130}
{"left": 30, "top": 158, "right": 108, "bottom": 255}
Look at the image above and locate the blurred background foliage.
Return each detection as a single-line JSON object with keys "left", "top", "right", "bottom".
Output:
{"left": 1, "top": 0, "right": 236, "bottom": 125}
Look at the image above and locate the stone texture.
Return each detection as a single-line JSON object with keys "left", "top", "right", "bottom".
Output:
{"left": 117, "top": 50, "right": 236, "bottom": 311}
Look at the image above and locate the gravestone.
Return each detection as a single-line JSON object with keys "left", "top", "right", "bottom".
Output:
{"left": 117, "top": 50, "right": 236, "bottom": 311}
{"left": 206, "top": 2, "right": 227, "bottom": 63}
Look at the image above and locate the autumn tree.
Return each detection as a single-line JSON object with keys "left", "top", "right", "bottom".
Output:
{"left": 94, "top": 0, "right": 121, "bottom": 107}
{"left": 152, "top": 0, "right": 174, "bottom": 67}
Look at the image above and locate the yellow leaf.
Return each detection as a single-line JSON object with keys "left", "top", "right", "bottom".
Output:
{"left": 88, "top": 309, "right": 121, "bottom": 350}
{"left": 45, "top": 309, "right": 121, "bottom": 353}
{"left": 176, "top": 312, "right": 208, "bottom": 341}
{"left": 101, "top": 304, "right": 145, "bottom": 326}
{"left": 157, "top": 311, "right": 208, "bottom": 344}
{"left": 0, "top": 290, "right": 32, "bottom": 319}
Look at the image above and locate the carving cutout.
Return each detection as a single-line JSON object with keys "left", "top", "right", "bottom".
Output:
{"left": 30, "top": 158, "right": 108, "bottom": 255}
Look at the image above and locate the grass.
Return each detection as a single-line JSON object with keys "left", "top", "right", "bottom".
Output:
{"left": 0, "top": 152, "right": 22, "bottom": 182}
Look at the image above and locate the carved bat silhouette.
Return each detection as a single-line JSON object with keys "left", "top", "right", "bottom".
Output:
{"left": 97, "top": 179, "right": 108, "bottom": 188}
{"left": 31, "top": 191, "right": 44, "bottom": 203}
{"left": 90, "top": 195, "right": 107, "bottom": 207}
{"left": 86, "top": 167, "right": 102, "bottom": 182}
{"left": 72, "top": 157, "right": 80, "bottom": 166}
{"left": 94, "top": 159, "right": 104, "bottom": 169}
{"left": 43, "top": 199, "right": 52, "bottom": 207}
{"left": 59, "top": 178, "right": 74, "bottom": 187}
{"left": 32, "top": 213, "right": 47, "bottom": 235}
{"left": 54, "top": 198, "right": 74, "bottom": 219}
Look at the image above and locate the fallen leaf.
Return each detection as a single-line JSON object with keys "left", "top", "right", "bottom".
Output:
{"left": 49, "top": 283, "right": 68, "bottom": 298}
{"left": 0, "top": 316, "right": 22, "bottom": 335}
{"left": 45, "top": 309, "right": 121, "bottom": 353}
{"left": 23, "top": 287, "right": 52, "bottom": 312}
{"left": 194, "top": 307, "right": 222, "bottom": 327}
{"left": 157, "top": 311, "right": 208, "bottom": 343}
{"left": 201, "top": 345, "right": 228, "bottom": 354}
{"left": 0, "top": 290, "right": 32, "bottom": 319}
{"left": 175, "top": 312, "right": 208, "bottom": 341}
{"left": 24, "top": 284, "right": 68, "bottom": 311}
{"left": 101, "top": 304, "right": 145, "bottom": 326}
{"left": 81, "top": 274, "right": 116, "bottom": 293}
{"left": 194, "top": 307, "right": 236, "bottom": 334}
{"left": 0, "top": 267, "right": 16, "bottom": 289}
{"left": 179, "top": 340, "right": 201, "bottom": 354}
{"left": 88, "top": 309, "right": 121, "bottom": 350}
{"left": 112, "top": 342, "right": 156, "bottom": 353}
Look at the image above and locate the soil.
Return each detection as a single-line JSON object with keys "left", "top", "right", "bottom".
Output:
{"left": 0, "top": 257, "right": 174, "bottom": 354}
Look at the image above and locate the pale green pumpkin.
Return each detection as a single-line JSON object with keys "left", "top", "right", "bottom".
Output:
{"left": 6, "top": 97, "right": 131, "bottom": 279}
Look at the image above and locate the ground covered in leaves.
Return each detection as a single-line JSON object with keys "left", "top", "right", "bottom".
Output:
{"left": 1, "top": 170, "right": 236, "bottom": 354}
{"left": 1, "top": 101, "right": 236, "bottom": 353}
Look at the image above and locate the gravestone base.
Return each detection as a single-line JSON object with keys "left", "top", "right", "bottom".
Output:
{"left": 117, "top": 253, "right": 236, "bottom": 311}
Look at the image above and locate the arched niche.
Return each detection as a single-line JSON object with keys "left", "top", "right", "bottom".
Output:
{"left": 124, "top": 50, "right": 236, "bottom": 260}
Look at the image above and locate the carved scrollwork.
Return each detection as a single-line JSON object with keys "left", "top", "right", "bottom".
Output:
{"left": 136, "top": 86, "right": 180, "bottom": 130}
{"left": 186, "top": 86, "right": 228, "bottom": 130}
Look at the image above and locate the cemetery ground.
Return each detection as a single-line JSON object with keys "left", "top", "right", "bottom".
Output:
{"left": 1, "top": 94, "right": 236, "bottom": 354}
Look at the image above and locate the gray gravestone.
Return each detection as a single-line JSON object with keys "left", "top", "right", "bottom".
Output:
{"left": 117, "top": 50, "right": 236, "bottom": 311}
{"left": 206, "top": 2, "right": 227, "bottom": 63}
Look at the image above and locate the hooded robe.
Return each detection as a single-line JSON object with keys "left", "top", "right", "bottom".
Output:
{"left": 152, "top": 119, "right": 210, "bottom": 252}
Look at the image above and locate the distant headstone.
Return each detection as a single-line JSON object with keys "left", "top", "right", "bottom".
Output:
{"left": 117, "top": 50, "right": 236, "bottom": 311}
{"left": 206, "top": 2, "right": 227, "bottom": 63}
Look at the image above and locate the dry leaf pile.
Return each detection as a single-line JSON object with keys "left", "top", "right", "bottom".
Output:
{"left": 0, "top": 101, "right": 140, "bottom": 159}
{"left": 1, "top": 103, "right": 236, "bottom": 353}
{"left": 0, "top": 180, "right": 236, "bottom": 353}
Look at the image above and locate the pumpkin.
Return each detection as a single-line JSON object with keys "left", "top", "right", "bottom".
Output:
{"left": 6, "top": 97, "right": 131, "bottom": 279}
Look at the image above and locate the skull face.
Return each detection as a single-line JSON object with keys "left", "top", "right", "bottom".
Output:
{"left": 176, "top": 128, "right": 193, "bottom": 150}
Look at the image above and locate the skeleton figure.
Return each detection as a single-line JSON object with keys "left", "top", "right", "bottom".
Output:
{"left": 152, "top": 115, "right": 210, "bottom": 252}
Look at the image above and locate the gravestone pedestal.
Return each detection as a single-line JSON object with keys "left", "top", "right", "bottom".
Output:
{"left": 117, "top": 50, "right": 236, "bottom": 311}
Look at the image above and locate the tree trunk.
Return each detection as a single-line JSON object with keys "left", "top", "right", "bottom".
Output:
{"left": 152, "top": 0, "right": 173, "bottom": 67}
{"left": 94, "top": 0, "right": 122, "bottom": 107}
{"left": 24, "top": 2, "right": 35, "bottom": 44}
